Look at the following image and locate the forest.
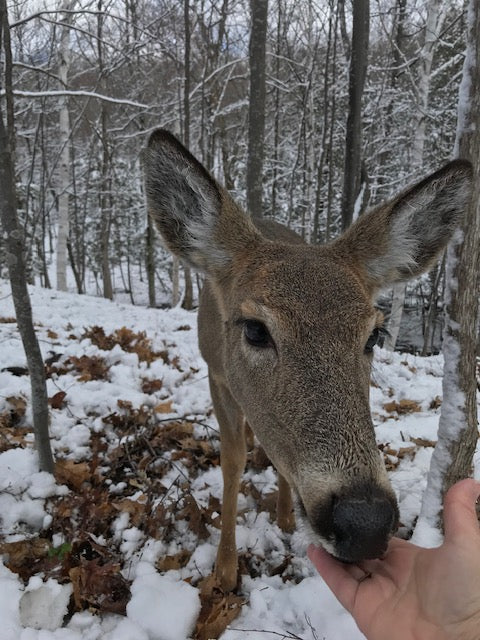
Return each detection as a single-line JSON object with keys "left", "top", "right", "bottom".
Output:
{"left": 2, "top": 0, "right": 469, "bottom": 325}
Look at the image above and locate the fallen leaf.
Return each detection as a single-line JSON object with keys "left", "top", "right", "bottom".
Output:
{"left": 154, "top": 400, "right": 174, "bottom": 414}
{"left": 49, "top": 391, "right": 67, "bottom": 409}
{"left": 141, "top": 378, "right": 163, "bottom": 394}
{"left": 411, "top": 436, "right": 436, "bottom": 448}
{"left": 383, "top": 399, "right": 422, "bottom": 414}
{"left": 156, "top": 549, "right": 192, "bottom": 571}
{"left": 69, "top": 559, "right": 130, "bottom": 614}
{"left": 194, "top": 574, "right": 243, "bottom": 640}
{"left": 56, "top": 460, "right": 91, "bottom": 491}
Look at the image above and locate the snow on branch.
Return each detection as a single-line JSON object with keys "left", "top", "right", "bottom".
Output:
{"left": 7, "top": 90, "right": 151, "bottom": 109}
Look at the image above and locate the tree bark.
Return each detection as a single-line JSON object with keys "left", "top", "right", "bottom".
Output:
{"left": 340, "top": 0, "right": 369, "bottom": 231}
{"left": 56, "top": 0, "right": 75, "bottom": 292}
{"left": 146, "top": 215, "right": 156, "bottom": 308}
{"left": 246, "top": 0, "right": 268, "bottom": 220}
{"left": 0, "top": 0, "right": 54, "bottom": 473}
{"left": 181, "top": 0, "right": 194, "bottom": 310}
{"left": 97, "top": 1, "right": 113, "bottom": 300}
{"left": 413, "top": 0, "right": 480, "bottom": 539}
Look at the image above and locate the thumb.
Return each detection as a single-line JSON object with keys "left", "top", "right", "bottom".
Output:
{"left": 443, "top": 478, "right": 480, "bottom": 541}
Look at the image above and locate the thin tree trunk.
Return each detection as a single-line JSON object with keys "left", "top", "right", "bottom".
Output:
{"left": 172, "top": 257, "right": 180, "bottom": 307}
{"left": 313, "top": 0, "right": 335, "bottom": 243}
{"left": 146, "top": 215, "right": 156, "bottom": 308}
{"left": 246, "top": 0, "right": 268, "bottom": 220}
{"left": 97, "top": 1, "right": 113, "bottom": 300}
{"left": 181, "top": 0, "right": 194, "bottom": 310}
{"left": 340, "top": 0, "right": 369, "bottom": 231}
{"left": 56, "top": 0, "right": 75, "bottom": 291}
{"left": 0, "top": 1, "right": 54, "bottom": 473}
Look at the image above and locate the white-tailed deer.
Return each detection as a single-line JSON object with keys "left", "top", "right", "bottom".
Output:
{"left": 144, "top": 129, "right": 472, "bottom": 592}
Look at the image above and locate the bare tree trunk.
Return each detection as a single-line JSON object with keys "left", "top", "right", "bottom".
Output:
{"left": 340, "top": 0, "right": 369, "bottom": 231}
{"left": 413, "top": 0, "right": 480, "bottom": 540}
{"left": 181, "top": 0, "right": 194, "bottom": 310}
{"left": 0, "top": 1, "right": 54, "bottom": 473}
{"left": 172, "top": 257, "right": 180, "bottom": 307}
{"left": 97, "top": 1, "right": 113, "bottom": 300}
{"left": 56, "top": 0, "right": 75, "bottom": 292}
{"left": 313, "top": 0, "right": 336, "bottom": 243}
{"left": 146, "top": 215, "right": 156, "bottom": 308}
{"left": 246, "top": 0, "right": 268, "bottom": 220}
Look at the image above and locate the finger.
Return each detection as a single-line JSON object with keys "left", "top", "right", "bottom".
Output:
{"left": 307, "top": 544, "right": 359, "bottom": 612}
{"left": 443, "top": 478, "right": 480, "bottom": 541}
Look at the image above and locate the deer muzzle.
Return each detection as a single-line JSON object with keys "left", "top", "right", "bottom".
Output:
{"left": 306, "top": 483, "right": 399, "bottom": 563}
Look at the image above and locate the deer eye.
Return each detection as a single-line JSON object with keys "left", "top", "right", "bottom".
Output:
{"left": 243, "top": 320, "right": 274, "bottom": 348}
{"left": 365, "top": 327, "right": 388, "bottom": 353}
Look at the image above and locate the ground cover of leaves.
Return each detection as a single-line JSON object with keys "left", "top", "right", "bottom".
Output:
{"left": 0, "top": 285, "right": 469, "bottom": 639}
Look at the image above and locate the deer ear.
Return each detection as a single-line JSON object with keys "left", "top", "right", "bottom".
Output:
{"left": 335, "top": 160, "right": 473, "bottom": 290}
{"left": 144, "top": 129, "right": 260, "bottom": 273}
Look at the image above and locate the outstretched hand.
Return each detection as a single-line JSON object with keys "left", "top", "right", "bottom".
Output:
{"left": 308, "top": 479, "right": 480, "bottom": 640}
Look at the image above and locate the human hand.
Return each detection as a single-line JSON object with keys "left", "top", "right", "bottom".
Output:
{"left": 308, "top": 479, "right": 480, "bottom": 640}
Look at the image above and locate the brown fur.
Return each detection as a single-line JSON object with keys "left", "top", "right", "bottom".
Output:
{"left": 144, "top": 129, "right": 472, "bottom": 591}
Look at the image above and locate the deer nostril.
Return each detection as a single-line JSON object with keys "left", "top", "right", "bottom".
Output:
{"left": 332, "top": 496, "right": 396, "bottom": 562}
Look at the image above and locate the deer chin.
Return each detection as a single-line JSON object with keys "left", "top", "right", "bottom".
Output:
{"left": 294, "top": 493, "right": 338, "bottom": 557}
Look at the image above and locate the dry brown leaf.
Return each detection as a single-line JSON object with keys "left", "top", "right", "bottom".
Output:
{"left": 411, "top": 436, "right": 437, "bottom": 448}
{"left": 69, "top": 559, "right": 130, "bottom": 614}
{"left": 0, "top": 538, "right": 50, "bottom": 568}
{"left": 112, "top": 498, "right": 146, "bottom": 526}
{"left": 194, "top": 574, "right": 243, "bottom": 640}
{"left": 154, "top": 400, "right": 174, "bottom": 414}
{"left": 383, "top": 399, "right": 422, "bottom": 414}
{"left": 156, "top": 549, "right": 192, "bottom": 571}
{"left": 47, "top": 329, "right": 59, "bottom": 339}
{"left": 69, "top": 355, "right": 109, "bottom": 381}
{"left": 56, "top": 459, "right": 91, "bottom": 490}
{"left": 49, "top": 391, "right": 67, "bottom": 409}
{"left": 141, "top": 378, "right": 163, "bottom": 394}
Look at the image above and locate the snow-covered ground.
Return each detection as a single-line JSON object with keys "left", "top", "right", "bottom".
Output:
{"left": 0, "top": 279, "right": 479, "bottom": 640}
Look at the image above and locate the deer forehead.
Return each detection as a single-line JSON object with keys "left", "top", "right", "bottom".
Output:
{"left": 226, "top": 243, "right": 377, "bottom": 332}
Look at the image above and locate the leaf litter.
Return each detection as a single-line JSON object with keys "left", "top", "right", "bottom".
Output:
{"left": 0, "top": 283, "right": 478, "bottom": 639}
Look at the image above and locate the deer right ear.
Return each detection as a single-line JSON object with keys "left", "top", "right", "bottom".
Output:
{"left": 144, "top": 129, "right": 260, "bottom": 273}
{"left": 334, "top": 160, "right": 473, "bottom": 291}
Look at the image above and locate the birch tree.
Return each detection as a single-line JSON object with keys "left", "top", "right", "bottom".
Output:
{"left": 413, "top": 0, "right": 479, "bottom": 541}
{"left": 56, "top": 0, "right": 75, "bottom": 292}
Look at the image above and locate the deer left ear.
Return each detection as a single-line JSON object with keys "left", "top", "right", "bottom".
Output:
{"left": 144, "top": 129, "right": 261, "bottom": 274}
{"left": 334, "top": 160, "right": 473, "bottom": 290}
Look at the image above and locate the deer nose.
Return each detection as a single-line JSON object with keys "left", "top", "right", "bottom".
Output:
{"left": 332, "top": 494, "right": 397, "bottom": 562}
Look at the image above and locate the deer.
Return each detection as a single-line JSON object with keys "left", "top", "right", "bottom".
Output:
{"left": 144, "top": 129, "right": 472, "bottom": 592}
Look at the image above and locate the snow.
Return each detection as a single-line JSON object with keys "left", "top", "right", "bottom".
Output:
{"left": 127, "top": 564, "right": 201, "bottom": 640}
{"left": 19, "top": 578, "right": 73, "bottom": 630}
{"left": 0, "top": 278, "right": 479, "bottom": 639}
